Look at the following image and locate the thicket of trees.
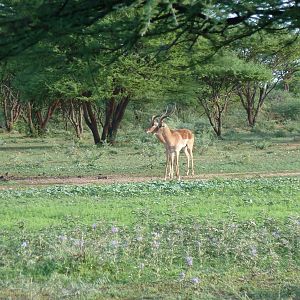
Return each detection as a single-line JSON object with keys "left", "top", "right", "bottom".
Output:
{"left": 0, "top": 1, "right": 300, "bottom": 142}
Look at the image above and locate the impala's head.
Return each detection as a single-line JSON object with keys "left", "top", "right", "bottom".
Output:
{"left": 146, "top": 115, "right": 160, "bottom": 134}
{"left": 147, "top": 106, "right": 176, "bottom": 133}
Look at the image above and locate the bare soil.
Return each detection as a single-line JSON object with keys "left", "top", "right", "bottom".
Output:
{"left": 0, "top": 171, "right": 300, "bottom": 190}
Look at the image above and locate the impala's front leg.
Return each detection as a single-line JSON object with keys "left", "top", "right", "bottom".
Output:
{"left": 175, "top": 150, "right": 181, "bottom": 180}
{"left": 164, "top": 149, "right": 169, "bottom": 180}
{"left": 169, "top": 151, "right": 175, "bottom": 179}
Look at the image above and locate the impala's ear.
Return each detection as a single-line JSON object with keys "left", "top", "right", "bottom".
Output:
{"left": 158, "top": 119, "right": 166, "bottom": 128}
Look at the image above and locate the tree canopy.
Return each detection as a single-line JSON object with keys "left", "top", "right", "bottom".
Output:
{"left": 1, "top": 1, "right": 300, "bottom": 60}
{"left": 1, "top": 1, "right": 300, "bottom": 141}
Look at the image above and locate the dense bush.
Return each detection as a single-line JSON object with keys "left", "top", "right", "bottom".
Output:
{"left": 269, "top": 90, "right": 300, "bottom": 121}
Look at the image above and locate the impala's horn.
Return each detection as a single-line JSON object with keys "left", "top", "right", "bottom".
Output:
{"left": 159, "top": 105, "right": 176, "bottom": 122}
{"left": 151, "top": 115, "right": 160, "bottom": 125}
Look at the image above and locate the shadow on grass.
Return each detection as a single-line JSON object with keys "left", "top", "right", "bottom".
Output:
{"left": 241, "top": 285, "right": 300, "bottom": 300}
{"left": 222, "top": 129, "right": 300, "bottom": 143}
{"left": 0, "top": 145, "right": 57, "bottom": 151}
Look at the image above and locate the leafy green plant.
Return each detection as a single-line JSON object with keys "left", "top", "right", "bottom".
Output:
{"left": 254, "top": 139, "right": 272, "bottom": 150}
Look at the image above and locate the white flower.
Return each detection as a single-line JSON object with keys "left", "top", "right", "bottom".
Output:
{"left": 21, "top": 241, "right": 28, "bottom": 248}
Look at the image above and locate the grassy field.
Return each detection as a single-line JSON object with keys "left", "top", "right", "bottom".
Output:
{"left": 0, "top": 129, "right": 300, "bottom": 180}
{"left": 0, "top": 129, "right": 300, "bottom": 299}
{"left": 0, "top": 178, "right": 300, "bottom": 299}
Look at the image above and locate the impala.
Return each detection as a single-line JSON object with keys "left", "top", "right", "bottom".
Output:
{"left": 146, "top": 109, "right": 194, "bottom": 180}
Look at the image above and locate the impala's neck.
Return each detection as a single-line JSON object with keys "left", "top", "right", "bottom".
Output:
{"left": 160, "top": 125, "right": 176, "bottom": 144}
{"left": 154, "top": 131, "right": 166, "bottom": 143}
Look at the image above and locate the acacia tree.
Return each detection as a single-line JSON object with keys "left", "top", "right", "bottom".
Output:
{"left": 192, "top": 51, "right": 272, "bottom": 136}
{"left": 27, "top": 30, "right": 173, "bottom": 144}
{"left": 193, "top": 54, "right": 238, "bottom": 137}
{"left": 233, "top": 31, "right": 300, "bottom": 127}
{"left": 12, "top": 58, "right": 62, "bottom": 135}
{"left": 236, "top": 82, "right": 272, "bottom": 127}
{"left": 97, "top": 51, "right": 169, "bottom": 144}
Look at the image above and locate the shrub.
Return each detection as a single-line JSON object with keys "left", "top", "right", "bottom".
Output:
{"left": 269, "top": 91, "right": 300, "bottom": 121}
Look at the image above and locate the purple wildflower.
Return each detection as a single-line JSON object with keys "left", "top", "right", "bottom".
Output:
{"left": 136, "top": 236, "right": 143, "bottom": 242}
{"left": 250, "top": 245, "right": 257, "bottom": 257}
{"left": 152, "top": 241, "right": 160, "bottom": 249}
{"left": 58, "top": 235, "right": 67, "bottom": 242}
{"left": 111, "top": 226, "right": 119, "bottom": 234}
{"left": 74, "top": 239, "right": 84, "bottom": 248}
{"left": 152, "top": 232, "right": 160, "bottom": 238}
{"left": 191, "top": 277, "right": 200, "bottom": 284}
{"left": 139, "top": 263, "right": 145, "bottom": 269}
{"left": 185, "top": 256, "right": 193, "bottom": 267}
{"left": 179, "top": 272, "right": 186, "bottom": 280}
{"left": 111, "top": 240, "right": 119, "bottom": 248}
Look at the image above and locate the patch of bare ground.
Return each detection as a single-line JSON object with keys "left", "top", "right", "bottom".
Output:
{"left": 276, "top": 142, "right": 300, "bottom": 150}
{"left": 0, "top": 171, "right": 300, "bottom": 190}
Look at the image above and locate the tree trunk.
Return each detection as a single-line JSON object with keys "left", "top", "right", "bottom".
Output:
{"left": 237, "top": 81, "right": 277, "bottom": 127}
{"left": 101, "top": 95, "right": 130, "bottom": 145}
{"left": 0, "top": 81, "right": 21, "bottom": 132}
{"left": 4, "top": 100, "right": 21, "bottom": 132}
{"left": 101, "top": 98, "right": 115, "bottom": 142}
{"left": 63, "top": 99, "right": 84, "bottom": 139}
{"left": 82, "top": 101, "right": 101, "bottom": 144}
{"left": 198, "top": 96, "right": 226, "bottom": 138}
{"left": 22, "top": 102, "right": 36, "bottom": 135}
{"left": 35, "top": 100, "right": 60, "bottom": 132}
{"left": 284, "top": 82, "right": 290, "bottom": 92}
{"left": 246, "top": 106, "right": 255, "bottom": 127}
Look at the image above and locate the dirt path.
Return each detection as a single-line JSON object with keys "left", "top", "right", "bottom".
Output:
{"left": 0, "top": 171, "right": 300, "bottom": 189}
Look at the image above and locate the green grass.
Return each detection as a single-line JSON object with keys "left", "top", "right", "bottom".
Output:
{"left": 0, "top": 178, "right": 299, "bottom": 299}
{"left": 0, "top": 178, "right": 299, "bottom": 230}
{"left": 0, "top": 127, "right": 300, "bottom": 299}
{"left": 0, "top": 130, "right": 300, "bottom": 179}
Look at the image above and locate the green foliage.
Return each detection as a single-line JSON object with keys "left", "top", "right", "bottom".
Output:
{"left": 1, "top": 0, "right": 300, "bottom": 61}
{"left": 194, "top": 51, "right": 272, "bottom": 83}
{"left": 288, "top": 72, "right": 300, "bottom": 94}
{"left": 269, "top": 90, "right": 300, "bottom": 121}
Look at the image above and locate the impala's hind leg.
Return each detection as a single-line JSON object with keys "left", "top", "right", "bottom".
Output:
{"left": 184, "top": 146, "right": 190, "bottom": 175}
{"left": 188, "top": 147, "right": 194, "bottom": 176}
